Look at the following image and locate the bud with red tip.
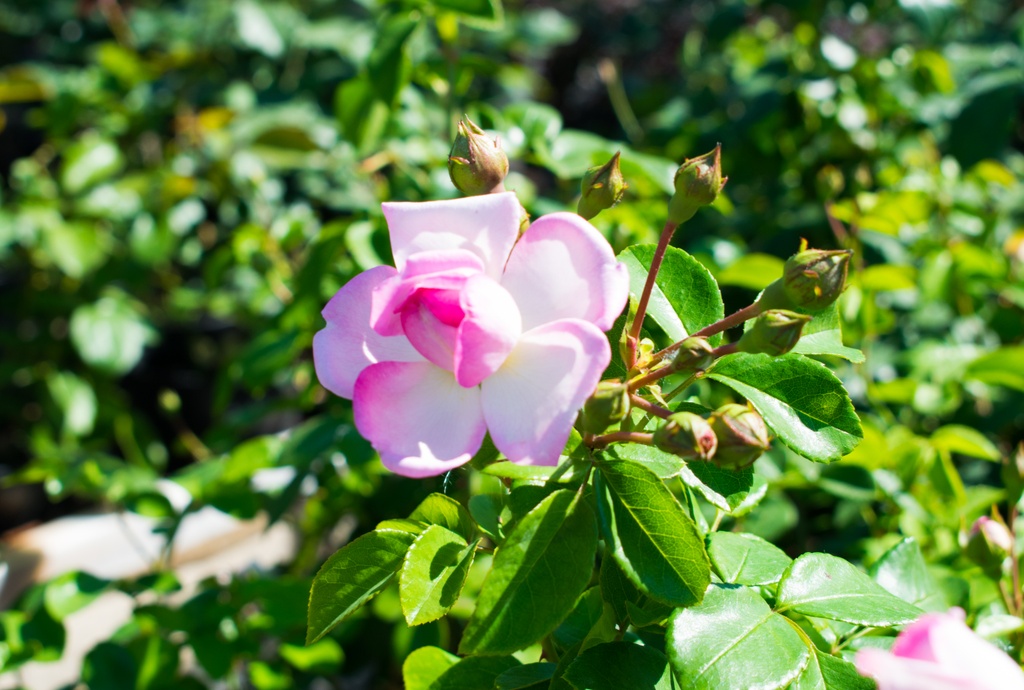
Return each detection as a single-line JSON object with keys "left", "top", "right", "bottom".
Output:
{"left": 448, "top": 118, "right": 509, "bottom": 196}
{"left": 667, "top": 144, "right": 727, "bottom": 225}
{"left": 758, "top": 243, "right": 853, "bottom": 313}
{"left": 708, "top": 403, "right": 771, "bottom": 469}
{"left": 578, "top": 152, "right": 627, "bottom": 220}
{"left": 654, "top": 412, "right": 717, "bottom": 461}
{"left": 738, "top": 309, "right": 812, "bottom": 357}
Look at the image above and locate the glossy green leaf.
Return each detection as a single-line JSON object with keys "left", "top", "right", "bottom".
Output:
{"left": 791, "top": 647, "right": 875, "bottom": 690}
{"left": 278, "top": 639, "right": 344, "bottom": 674}
{"left": 403, "top": 646, "right": 460, "bottom": 690}
{"left": 399, "top": 525, "right": 476, "bottom": 626}
{"left": 707, "top": 532, "right": 792, "bottom": 586}
{"left": 619, "top": 244, "right": 725, "bottom": 346}
{"left": 468, "top": 494, "right": 504, "bottom": 543}
{"left": 679, "top": 463, "right": 767, "bottom": 514}
{"left": 459, "top": 490, "right": 597, "bottom": 655}
{"left": 869, "top": 538, "right": 947, "bottom": 612}
{"left": 430, "top": 0, "right": 503, "bottom": 24}
{"left": 789, "top": 303, "right": 865, "bottom": 363}
{"left": 595, "top": 457, "right": 710, "bottom": 607}
{"left": 776, "top": 553, "right": 923, "bottom": 626}
{"left": 61, "top": 135, "right": 124, "bottom": 194}
{"left": 409, "top": 493, "right": 477, "bottom": 540}
{"left": 432, "top": 655, "right": 522, "bottom": 689}
{"left": 718, "top": 253, "right": 785, "bottom": 291}
{"left": 307, "top": 529, "right": 415, "bottom": 643}
{"left": 606, "top": 443, "right": 685, "bottom": 479}
{"left": 930, "top": 424, "right": 1001, "bottom": 461}
{"left": 668, "top": 585, "right": 809, "bottom": 690}
{"left": 965, "top": 347, "right": 1024, "bottom": 391}
{"left": 43, "top": 572, "right": 109, "bottom": 621}
{"left": 495, "top": 662, "right": 557, "bottom": 690}
{"left": 708, "top": 353, "right": 863, "bottom": 463}
{"left": 552, "top": 587, "right": 605, "bottom": 652}
{"left": 564, "top": 642, "right": 675, "bottom": 689}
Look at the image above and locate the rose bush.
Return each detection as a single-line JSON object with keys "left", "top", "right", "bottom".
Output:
{"left": 313, "top": 192, "right": 629, "bottom": 477}
{"left": 856, "top": 609, "right": 1024, "bottom": 690}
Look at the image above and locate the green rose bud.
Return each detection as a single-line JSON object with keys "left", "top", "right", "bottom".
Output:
{"left": 670, "top": 336, "right": 715, "bottom": 373}
{"left": 708, "top": 403, "right": 770, "bottom": 469}
{"left": 653, "top": 412, "right": 717, "bottom": 461}
{"left": 758, "top": 243, "right": 853, "bottom": 313}
{"left": 581, "top": 380, "right": 631, "bottom": 435}
{"left": 448, "top": 118, "right": 509, "bottom": 196}
{"left": 577, "top": 151, "right": 627, "bottom": 220}
{"left": 965, "top": 516, "right": 1013, "bottom": 578}
{"left": 667, "top": 144, "right": 727, "bottom": 225}
{"left": 737, "top": 309, "right": 812, "bottom": 357}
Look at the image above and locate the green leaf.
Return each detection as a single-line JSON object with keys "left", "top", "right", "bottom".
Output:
{"left": 869, "top": 538, "right": 947, "bottom": 612}
{"left": 278, "top": 639, "right": 344, "bottom": 674}
{"left": 47, "top": 372, "right": 97, "bottom": 437}
{"left": 791, "top": 647, "right": 876, "bottom": 690}
{"left": 234, "top": 0, "right": 284, "bottom": 57}
{"left": 679, "top": 463, "right": 767, "bottom": 514}
{"left": 708, "top": 353, "right": 863, "bottom": 463}
{"left": 707, "top": 532, "right": 792, "bottom": 586}
{"left": 776, "top": 553, "right": 923, "bottom": 626}
{"left": 41, "top": 220, "right": 110, "bottom": 279}
{"left": 789, "top": 303, "right": 865, "bottom": 363}
{"left": 399, "top": 525, "right": 477, "bottom": 626}
{"left": 367, "top": 14, "right": 420, "bottom": 105}
{"left": 595, "top": 457, "right": 710, "bottom": 607}
{"left": 70, "top": 293, "right": 158, "bottom": 375}
{"left": 482, "top": 461, "right": 589, "bottom": 482}
{"left": 606, "top": 443, "right": 685, "bottom": 479}
{"left": 965, "top": 347, "right": 1024, "bottom": 391}
{"left": 930, "top": 425, "right": 1001, "bottom": 461}
{"left": 495, "top": 662, "right": 557, "bottom": 690}
{"left": 61, "top": 134, "right": 124, "bottom": 194}
{"left": 43, "top": 572, "right": 109, "bottom": 621}
{"left": 403, "top": 646, "right": 460, "bottom": 690}
{"left": 564, "top": 642, "right": 675, "bottom": 689}
{"left": 619, "top": 245, "right": 725, "bottom": 346}
{"left": 429, "top": 0, "right": 503, "bottom": 25}
{"left": 552, "top": 587, "right": 604, "bottom": 652}
{"left": 668, "top": 585, "right": 809, "bottom": 690}
{"left": 459, "top": 490, "right": 597, "bottom": 655}
{"left": 432, "top": 655, "right": 522, "bottom": 689}
{"left": 717, "top": 253, "right": 785, "bottom": 291}
{"left": 409, "top": 493, "right": 477, "bottom": 540}
{"left": 468, "top": 494, "right": 504, "bottom": 543}
{"left": 306, "top": 529, "right": 415, "bottom": 643}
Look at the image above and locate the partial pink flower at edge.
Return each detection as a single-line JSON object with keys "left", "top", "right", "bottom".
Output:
{"left": 855, "top": 608, "right": 1024, "bottom": 690}
{"left": 313, "top": 192, "right": 630, "bottom": 477}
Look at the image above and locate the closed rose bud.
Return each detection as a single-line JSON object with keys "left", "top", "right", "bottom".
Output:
{"left": 737, "top": 309, "right": 812, "bottom": 357}
{"left": 709, "top": 403, "right": 770, "bottom": 469}
{"left": 671, "top": 336, "right": 715, "bottom": 373}
{"left": 759, "top": 244, "right": 853, "bottom": 313}
{"left": 667, "top": 144, "right": 727, "bottom": 225}
{"left": 578, "top": 151, "right": 627, "bottom": 220}
{"left": 581, "top": 380, "right": 631, "bottom": 435}
{"left": 448, "top": 118, "right": 509, "bottom": 196}
{"left": 965, "top": 516, "right": 1013, "bottom": 578}
{"left": 653, "top": 412, "right": 717, "bottom": 461}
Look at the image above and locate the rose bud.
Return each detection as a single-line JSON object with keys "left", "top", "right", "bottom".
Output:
{"left": 653, "top": 412, "right": 717, "bottom": 461}
{"left": 737, "top": 309, "right": 812, "bottom": 357}
{"left": 577, "top": 151, "right": 627, "bottom": 220}
{"left": 667, "top": 144, "right": 727, "bottom": 224}
{"left": 670, "top": 336, "right": 715, "bottom": 374}
{"left": 759, "top": 243, "right": 853, "bottom": 313}
{"left": 708, "top": 403, "right": 771, "bottom": 469}
{"left": 581, "top": 380, "right": 631, "bottom": 435}
{"left": 965, "top": 516, "right": 1014, "bottom": 578}
{"left": 448, "top": 118, "right": 509, "bottom": 196}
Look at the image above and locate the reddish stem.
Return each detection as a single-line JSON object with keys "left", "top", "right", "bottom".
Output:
{"left": 587, "top": 431, "right": 654, "bottom": 448}
{"left": 627, "top": 221, "right": 678, "bottom": 369}
{"left": 629, "top": 394, "right": 672, "bottom": 419}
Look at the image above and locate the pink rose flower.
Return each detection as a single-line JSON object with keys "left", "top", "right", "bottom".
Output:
{"left": 856, "top": 609, "right": 1024, "bottom": 690}
{"left": 313, "top": 192, "right": 629, "bottom": 477}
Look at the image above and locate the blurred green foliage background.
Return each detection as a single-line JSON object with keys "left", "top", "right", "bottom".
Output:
{"left": 0, "top": 0, "right": 1022, "bottom": 687}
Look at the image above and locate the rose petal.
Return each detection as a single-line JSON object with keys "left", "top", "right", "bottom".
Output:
{"left": 928, "top": 612, "right": 1024, "bottom": 689}
{"left": 481, "top": 319, "right": 610, "bottom": 465}
{"left": 369, "top": 249, "right": 483, "bottom": 336}
{"left": 454, "top": 275, "right": 522, "bottom": 387}
{"left": 382, "top": 193, "right": 521, "bottom": 279}
{"left": 855, "top": 649, "right": 975, "bottom": 690}
{"left": 353, "top": 361, "right": 486, "bottom": 477}
{"left": 400, "top": 286, "right": 464, "bottom": 370}
{"left": 500, "top": 212, "right": 629, "bottom": 331}
{"left": 313, "top": 266, "right": 422, "bottom": 399}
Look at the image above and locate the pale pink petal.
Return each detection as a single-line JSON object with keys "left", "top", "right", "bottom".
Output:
{"left": 353, "top": 361, "right": 486, "bottom": 478}
{"left": 382, "top": 193, "right": 521, "bottom": 279}
{"left": 481, "top": 319, "right": 610, "bottom": 465}
{"left": 500, "top": 212, "right": 629, "bottom": 331}
{"left": 454, "top": 275, "right": 522, "bottom": 388}
{"left": 929, "top": 612, "right": 1024, "bottom": 689}
{"left": 313, "top": 266, "right": 422, "bottom": 399}
{"left": 369, "top": 249, "right": 483, "bottom": 336}
{"left": 856, "top": 649, "right": 974, "bottom": 690}
{"left": 400, "top": 287, "right": 463, "bottom": 371}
